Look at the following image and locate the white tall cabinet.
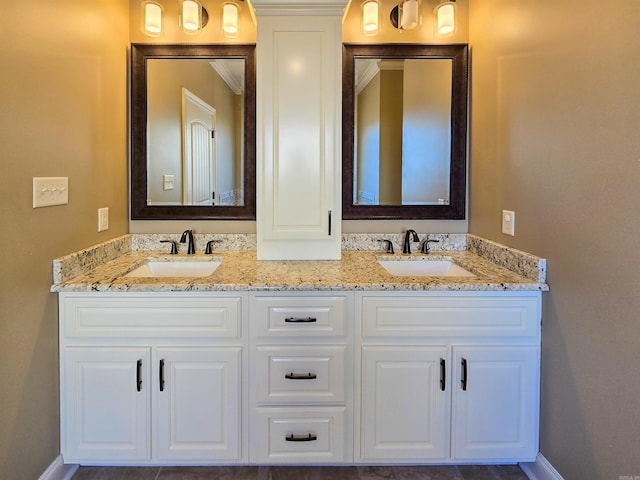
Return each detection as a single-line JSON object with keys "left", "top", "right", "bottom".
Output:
{"left": 255, "top": 1, "right": 345, "bottom": 260}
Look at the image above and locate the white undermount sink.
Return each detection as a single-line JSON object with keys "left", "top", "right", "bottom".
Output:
{"left": 378, "top": 258, "right": 475, "bottom": 277}
{"left": 124, "top": 259, "right": 221, "bottom": 278}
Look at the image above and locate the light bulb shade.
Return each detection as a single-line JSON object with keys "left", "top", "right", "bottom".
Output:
{"left": 182, "top": 0, "right": 202, "bottom": 34}
{"left": 142, "top": 1, "right": 162, "bottom": 37}
{"left": 400, "top": 0, "right": 420, "bottom": 30}
{"left": 436, "top": 1, "right": 456, "bottom": 35}
{"left": 362, "top": 0, "right": 380, "bottom": 36}
{"left": 222, "top": 2, "right": 239, "bottom": 38}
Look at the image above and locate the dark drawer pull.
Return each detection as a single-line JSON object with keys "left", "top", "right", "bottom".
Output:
{"left": 440, "top": 358, "right": 446, "bottom": 391}
{"left": 461, "top": 358, "right": 468, "bottom": 391}
{"left": 284, "top": 317, "right": 317, "bottom": 323}
{"left": 285, "top": 433, "right": 317, "bottom": 442}
{"left": 285, "top": 372, "right": 317, "bottom": 380}
{"left": 136, "top": 359, "right": 143, "bottom": 392}
{"left": 159, "top": 359, "right": 165, "bottom": 392}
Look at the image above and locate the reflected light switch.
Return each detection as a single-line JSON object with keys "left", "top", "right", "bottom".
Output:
{"left": 163, "top": 175, "right": 175, "bottom": 190}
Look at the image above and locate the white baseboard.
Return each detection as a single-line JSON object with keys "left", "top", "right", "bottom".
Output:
{"left": 38, "top": 456, "right": 79, "bottom": 480}
{"left": 520, "top": 453, "right": 565, "bottom": 480}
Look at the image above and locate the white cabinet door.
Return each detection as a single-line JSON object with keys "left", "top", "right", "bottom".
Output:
{"left": 361, "top": 346, "right": 449, "bottom": 461}
{"left": 63, "top": 347, "right": 150, "bottom": 462}
{"left": 154, "top": 347, "right": 242, "bottom": 461}
{"left": 451, "top": 346, "right": 539, "bottom": 461}
{"left": 256, "top": 15, "right": 342, "bottom": 260}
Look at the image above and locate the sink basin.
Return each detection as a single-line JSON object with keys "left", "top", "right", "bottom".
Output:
{"left": 378, "top": 259, "right": 475, "bottom": 277}
{"left": 124, "top": 260, "right": 221, "bottom": 278}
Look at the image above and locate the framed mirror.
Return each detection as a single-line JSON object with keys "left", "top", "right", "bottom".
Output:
{"left": 131, "top": 44, "right": 256, "bottom": 220}
{"left": 342, "top": 44, "right": 468, "bottom": 220}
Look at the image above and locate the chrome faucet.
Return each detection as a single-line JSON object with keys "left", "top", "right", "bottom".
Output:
{"left": 180, "top": 229, "right": 196, "bottom": 254}
{"left": 402, "top": 229, "right": 420, "bottom": 254}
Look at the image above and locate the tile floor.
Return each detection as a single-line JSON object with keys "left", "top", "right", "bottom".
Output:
{"left": 72, "top": 465, "right": 530, "bottom": 480}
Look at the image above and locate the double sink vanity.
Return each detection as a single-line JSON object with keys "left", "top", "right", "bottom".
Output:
{"left": 52, "top": 233, "right": 547, "bottom": 466}
{"left": 57, "top": 0, "right": 549, "bottom": 468}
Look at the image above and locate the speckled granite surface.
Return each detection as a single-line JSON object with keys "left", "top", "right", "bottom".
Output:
{"left": 52, "top": 234, "right": 547, "bottom": 293}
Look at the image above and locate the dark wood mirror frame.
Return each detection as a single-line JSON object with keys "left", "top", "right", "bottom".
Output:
{"left": 342, "top": 43, "right": 468, "bottom": 220}
{"left": 131, "top": 43, "right": 256, "bottom": 220}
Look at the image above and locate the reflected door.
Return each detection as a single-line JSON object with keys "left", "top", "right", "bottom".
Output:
{"left": 182, "top": 88, "right": 216, "bottom": 205}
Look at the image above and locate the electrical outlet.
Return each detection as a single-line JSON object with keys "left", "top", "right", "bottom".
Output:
{"left": 502, "top": 210, "right": 515, "bottom": 236}
{"left": 33, "top": 177, "right": 68, "bottom": 208}
{"left": 98, "top": 207, "right": 109, "bottom": 232}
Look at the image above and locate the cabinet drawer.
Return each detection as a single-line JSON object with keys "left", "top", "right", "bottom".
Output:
{"left": 255, "top": 346, "right": 346, "bottom": 404}
{"left": 254, "top": 406, "right": 346, "bottom": 463}
{"left": 63, "top": 296, "right": 242, "bottom": 339}
{"left": 251, "top": 296, "right": 346, "bottom": 338}
{"left": 362, "top": 295, "right": 539, "bottom": 338}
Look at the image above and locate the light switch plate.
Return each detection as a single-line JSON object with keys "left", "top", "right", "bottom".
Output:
{"left": 33, "top": 177, "right": 68, "bottom": 208}
{"left": 98, "top": 207, "right": 109, "bottom": 232}
{"left": 502, "top": 210, "right": 515, "bottom": 236}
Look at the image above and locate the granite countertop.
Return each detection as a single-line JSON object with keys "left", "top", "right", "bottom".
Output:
{"left": 51, "top": 235, "right": 548, "bottom": 292}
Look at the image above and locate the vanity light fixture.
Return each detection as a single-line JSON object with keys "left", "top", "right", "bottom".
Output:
{"left": 362, "top": 0, "right": 380, "bottom": 36}
{"left": 181, "top": 0, "right": 204, "bottom": 34}
{"left": 222, "top": 2, "right": 239, "bottom": 38}
{"left": 142, "top": 0, "right": 243, "bottom": 37}
{"left": 435, "top": 0, "right": 456, "bottom": 35}
{"left": 389, "top": 0, "right": 421, "bottom": 31}
{"left": 142, "top": 0, "right": 163, "bottom": 37}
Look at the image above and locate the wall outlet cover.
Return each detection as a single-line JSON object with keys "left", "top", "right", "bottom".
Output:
{"left": 502, "top": 210, "right": 515, "bottom": 236}
{"left": 98, "top": 207, "right": 109, "bottom": 232}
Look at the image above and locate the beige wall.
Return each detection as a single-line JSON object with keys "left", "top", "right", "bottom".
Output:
{"left": 0, "top": 0, "right": 129, "bottom": 478}
{"left": 469, "top": 0, "right": 640, "bottom": 478}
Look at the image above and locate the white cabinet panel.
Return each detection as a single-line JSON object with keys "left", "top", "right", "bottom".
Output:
{"left": 361, "top": 295, "right": 539, "bottom": 338}
{"left": 361, "top": 346, "right": 449, "bottom": 461}
{"left": 255, "top": 345, "right": 346, "bottom": 403}
{"left": 357, "top": 293, "right": 541, "bottom": 464}
{"left": 63, "top": 295, "right": 242, "bottom": 339}
{"left": 251, "top": 295, "right": 347, "bottom": 338}
{"left": 254, "top": 406, "right": 346, "bottom": 463}
{"left": 63, "top": 347, "right": 150, "bottom": 462}
{"left": 256, "top": 15, "right": 342, "bottom": 259}
{"left": 60, "top": 293, "right": 246, "bottom": 464}
{"left": 155, "top": 347, "right": 242, "bottom": 461}
{"left": 451, "top": 346, "right": 539, "bottom": 461}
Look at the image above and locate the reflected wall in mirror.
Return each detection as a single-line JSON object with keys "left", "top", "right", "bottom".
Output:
{"left": 343, "top": 44, "right": 468, "bottom": 220}
{"left": 131, "top": 44, "right": 256, "bottom": 220}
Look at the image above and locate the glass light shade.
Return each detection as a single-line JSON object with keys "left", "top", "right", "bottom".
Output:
{"left": 142, "top": 1, "right": 162, "bottom": 37}
{"left": 182, "top": 0, "right": 202, "bottom": 34}
{"left": 222, "top": 3, "right": 239, "bottom": 38}
{"left": 400, "top": 0, "right": 419, "bottom": 30}
{"left": 436, "top": 1, "right": 455, "bottom": 34}
{"left": 362, "top": 0, "right": 379, "bottom": 36}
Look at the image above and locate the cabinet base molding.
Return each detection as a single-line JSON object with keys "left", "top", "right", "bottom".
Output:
{"left": 38, "top": 456, "right": 78, "bottom": 480}
{"left": 520, "top": 453, "right": 565, "bottom": 480}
